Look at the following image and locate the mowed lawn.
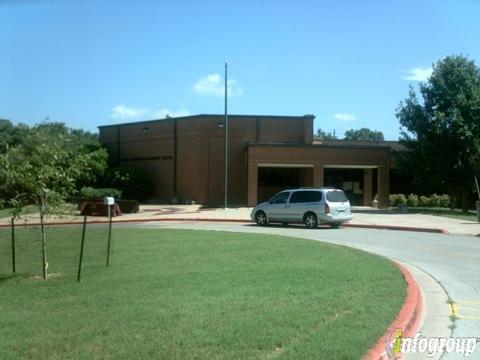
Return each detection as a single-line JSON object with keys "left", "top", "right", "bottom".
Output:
{"left": 0, "top": 226, "right": 406, "bottom": 359}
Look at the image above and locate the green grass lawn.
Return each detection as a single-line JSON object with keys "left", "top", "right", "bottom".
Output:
{"left": 393, "top": 206, "right": 478, "bottom": 222}
{"left": 0, "top": 226, "right": 406, "bottom": 359}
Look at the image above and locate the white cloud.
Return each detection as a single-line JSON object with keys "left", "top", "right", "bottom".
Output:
{"left": 334, "top": 113, "right": 356, "bottom": 122}
{"left": 111, "top": 105, "right": 148, "bottom": 120}
{"left": 151, "top": 108, "right": 191, "bottom": 119}
{"left": 110, "top": 104, "right": 190, "bottom": 120}
{"left": 401, "top": 67, "right": 433, "bottom": 81}
{"left": 193, "top": 73, "right": 243, "bottom": 97}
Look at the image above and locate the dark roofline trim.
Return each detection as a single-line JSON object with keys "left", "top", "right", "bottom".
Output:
{"left": 245, "top": 142, "right": 393, "bottom": 151}
{"left": 98, "top": 114, "right": 316, "bottom": 129}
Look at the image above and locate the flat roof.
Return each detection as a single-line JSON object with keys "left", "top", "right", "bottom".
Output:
{"left": 314, "top": 139, "right": 402, "bottom": 149}
{"left": 246, "top": 142, "right": 395, "bottom": 150}
{"left": 98, "top": 113, "right": 315, "bottom": 129}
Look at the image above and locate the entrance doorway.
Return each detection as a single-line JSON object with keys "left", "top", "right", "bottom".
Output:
{"left": 257, "top": 166, "right": 313, "bottom": 203}
{"left": 324, "top": 168, "right": 377, "bottom": 206}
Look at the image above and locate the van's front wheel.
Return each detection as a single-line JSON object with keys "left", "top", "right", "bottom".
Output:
{"left": 303, "top": 212, "right": 318, "bottom": 229}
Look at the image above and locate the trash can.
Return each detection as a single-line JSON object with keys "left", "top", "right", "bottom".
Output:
{"left": 477, "top": 201, "right": 480, "bottom": 223}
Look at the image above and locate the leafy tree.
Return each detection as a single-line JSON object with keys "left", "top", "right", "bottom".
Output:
{"left": 344, "top": 128, "right": 384, "bottom": 141}
{"left": 37, "top": 122, "right": 109, "bottom": 187}
{"left": 0, "top": 119, "right": 29, "bottom": 153}
{"left": 0, "top": 125, "right": 108, "bottom": 279}
{"left": 315, "top": 128, "right": 337, "bottom": 140}
{"left": 396, "top": 55, "right": 480, "bottom": 212}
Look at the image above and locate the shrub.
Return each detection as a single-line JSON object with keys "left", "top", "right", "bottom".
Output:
{"left": 80, "top": 186, "right": 122, "bottom": 200}
{"left": 389, "top": 194, "right": 407, "bottom": 207}
{"left": 419, "top": 195, "right": 431, "bottom": 207}
{"left": 100, "top": 165, "right": 153, "bottom": 201}
{"left": 438, "top": 194, "right": 451, "bottom": 208}
{"left": 429, "top": 193, "right": 441, "bottom": 207}
{"left": 406, "top": 193, "right": 419, "bottom": 207}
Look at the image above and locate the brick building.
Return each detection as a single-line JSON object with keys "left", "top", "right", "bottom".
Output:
{"left": 99, "top": 114, "right": 396, "bottom": 208}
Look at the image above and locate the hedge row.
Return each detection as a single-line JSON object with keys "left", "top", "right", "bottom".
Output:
{"left": 80, "top": 186, "right": 122, "bottom": 200}
{"left": 389, "top": 193, "right": 451, "bottom": 208}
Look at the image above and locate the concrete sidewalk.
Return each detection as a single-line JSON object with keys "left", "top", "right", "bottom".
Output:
{"left": 1, "top": 205, "right": 479, "bottom": 236}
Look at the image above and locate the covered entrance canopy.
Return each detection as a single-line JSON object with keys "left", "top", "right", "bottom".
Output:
{"left": 246, "top": 143, "right": 390, "bottom": 208}
{"left": 257, "top": 164, "right": 313, "bottom": 203}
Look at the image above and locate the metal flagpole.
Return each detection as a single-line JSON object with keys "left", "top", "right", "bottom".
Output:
{"left": 224, "top": 61, "right": 229, "bottom": 209}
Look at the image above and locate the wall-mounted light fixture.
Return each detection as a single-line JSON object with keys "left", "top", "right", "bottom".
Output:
{"left": 217, "top": 122, "right": 224, "bottom": 128}
{"left": 142, "top": 126, "right": 149, "bottom": 133}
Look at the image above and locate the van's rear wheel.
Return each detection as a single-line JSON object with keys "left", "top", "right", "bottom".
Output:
{"left": 330, "top": 222, "right": 340, "bottom": 229}
{"left": 303, "top": 212, "right": 318, "bottom": 229}
{"left": 255, "top": 211, "right": 268, "bottom": 226}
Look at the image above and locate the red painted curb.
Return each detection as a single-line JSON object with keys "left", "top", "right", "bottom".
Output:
{"left": 363, "top": 261, "right": 423, "bottom": 360}
{"left": 343, "top": 223, "right": 449, "bottom": 234}
{"left": 0, "top": 217, "right": 448, "bottom": 234}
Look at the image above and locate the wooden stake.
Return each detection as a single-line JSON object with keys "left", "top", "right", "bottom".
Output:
{"left": 106, "top": 205, "right": 112, "bottom": 267}
{"left": 11, "top": 217, "right": 16, "bottom": 273}
{"left": 77, "top": 216, "right": 87, "bottom": 282}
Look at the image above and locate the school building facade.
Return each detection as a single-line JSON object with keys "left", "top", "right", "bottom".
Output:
{"left": 99, "top": 114, "right": 399, "bottom": 208}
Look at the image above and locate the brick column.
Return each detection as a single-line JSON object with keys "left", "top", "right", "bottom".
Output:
{"left": 377, "top": 165, "right": 390, "bottom": 209}
{"left": 313, "top": 164, "right": 324, "bottom": 188}
{"left": 247, "top": 162, "right": 258, "bottom": 206}
{"left": 363, "top": 169, "right": 373, "bottom": 206}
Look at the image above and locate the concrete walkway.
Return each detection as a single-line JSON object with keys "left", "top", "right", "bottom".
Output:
{"left": 1, "top": 205, "right": 479, "bottom": 236}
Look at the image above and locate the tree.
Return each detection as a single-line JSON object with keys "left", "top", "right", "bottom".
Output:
{"left": 32, "top": 122, "right": 109, "bottom": 187}
{"left": 0, "top": 119, "right": 29, "bottom": 153}
{"left": 315, "top": 128, "right": 337, "bottom": 140}
{"left": 344, "top": 128, "right": 384, "bottom": 141}
{"left": 396, "top": 55, "right": 480, "bottom": 212}
{"left": 0, "top": 124, "right": 108, "bottom": 279}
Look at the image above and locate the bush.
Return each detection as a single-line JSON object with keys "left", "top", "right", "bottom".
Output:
{"left": 414, "top": 194, "right": 451, "bottom": 208}
{"left": 419, "top": 195, "right": 431, "bottom": 207}
{"left": 438, "top": 194, "right": 451, "bottom": 208}
{"left": 406, "top": 193, "right": 419, "bottom": 207}
{"left": 389, "top": 194, "right": 407, "bottom": 207}
{"left": 429, "top": 193, "right": 441, "bottom": 207}
{"left": 80, "top": 186, "right": 122, "bottom": 200}
{"left": 100, "top": 165, "right": 153, "bottom": 201}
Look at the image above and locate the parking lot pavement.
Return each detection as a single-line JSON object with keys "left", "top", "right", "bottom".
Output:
{"left": 138, "top": 221, "right": 480, "bottom": 359}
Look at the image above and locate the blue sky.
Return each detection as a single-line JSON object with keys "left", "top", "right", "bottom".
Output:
{"left": 1, "top": 0, "right": 479, "bottom": 140}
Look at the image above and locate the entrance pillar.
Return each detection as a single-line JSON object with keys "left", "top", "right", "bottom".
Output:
{"left": 247, "top": 161, "right": 258, "bottom": 207}
{"left": 377, "top": 165, "right": 390, "bottom": 209}
{"left": 313, "top": 164, "right": 324, "bottom": 188}
{"left": 363, "top": 169, "right": 373, "bottom": 206}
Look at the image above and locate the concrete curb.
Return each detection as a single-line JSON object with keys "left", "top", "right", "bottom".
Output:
{"left": 0, "top": 217, "right": 449, "bottom": 234}
{"left": 364, "top": 261, "right": 423, "bottom": 360}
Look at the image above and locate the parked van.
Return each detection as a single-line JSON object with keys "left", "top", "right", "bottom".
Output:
{"left": 251, "top": 188, "right": 352, "bottom": 228}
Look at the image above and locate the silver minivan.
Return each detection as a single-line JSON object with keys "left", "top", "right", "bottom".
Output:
{"left": 251, "top": 188, "right": 352, "bottom": 228}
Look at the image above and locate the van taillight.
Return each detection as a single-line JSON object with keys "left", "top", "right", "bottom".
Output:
{"left": 325, "top": 203, "right": 330, "bottom": 214}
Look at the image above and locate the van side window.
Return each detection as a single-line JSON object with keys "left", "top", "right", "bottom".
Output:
{"left": 290, "top": 191, "right": 322, "bottom": 203}
{"left": 270, "top": 192, "right": 290, "bottom": 204}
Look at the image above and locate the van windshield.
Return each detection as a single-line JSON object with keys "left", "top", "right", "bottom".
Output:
{"left": 326, "top": 190, "right": 348, "bottom": 203}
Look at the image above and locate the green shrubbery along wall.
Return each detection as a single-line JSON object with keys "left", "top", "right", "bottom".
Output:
{"left": 389, "top": 193, "right": 451, "bottom": 208}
